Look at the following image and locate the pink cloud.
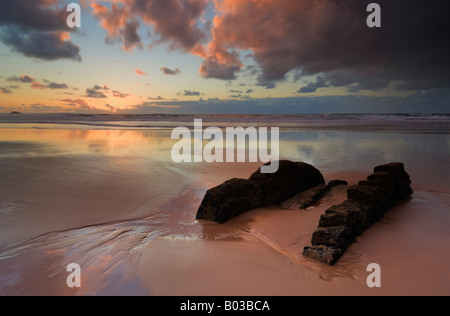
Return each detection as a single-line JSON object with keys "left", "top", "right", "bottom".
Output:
{"left": 60, "top": 98, "right": 93, "bottom": 109}
{"left": 89, "top": 0, "right": 450, "bottom": 91}
{"left": 30, "top": 81, "right": 47, "bottom": 90}
{"left": 135, "top": 68, "right": 147, "bottom": 76}
{"left": 91, "top": 0, "right": 208, "bottom": 53}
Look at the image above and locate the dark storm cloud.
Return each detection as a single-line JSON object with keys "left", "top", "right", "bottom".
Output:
{"left": 204, "top": 0, "right": 450, "bottom": 91}
{"left": 0, "top": 0, "right": 68, "bottom": 31}
{"left": 0, "top": 0, "right": 81, "bottom": 61}
{"left": 298, "top": 76, "right": 329, "bottom": 94}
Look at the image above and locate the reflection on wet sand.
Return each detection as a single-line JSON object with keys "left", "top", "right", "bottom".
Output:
{"left": 0, "top": 125, "right": 449, "bottom": 295}
{"left": 0, "top": 127, "right": 175, "bottom": 159}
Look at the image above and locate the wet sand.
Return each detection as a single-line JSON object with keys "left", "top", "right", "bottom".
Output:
{"left": 0, "top": 126, "right": 449, "bottom": 296}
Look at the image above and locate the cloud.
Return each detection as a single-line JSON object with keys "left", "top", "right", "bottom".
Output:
{"left": 88, "top": 0, "right": 449, "bottom": 93}
{"left": 0, "top": 0, "right": 67, "bottom": 31}
{"left": 93, "top": 85, "right": 110, "bottom": 91}
{"left": 116, "top": 102, "right": 183, "bottom": 114}
{"left": 161, "top": 67, "right": 181, "bottom": 76}
{"left": 60, "top": 98, "right": 93, "bottom": 109}
{"left": 135, "top": 68, "right": 147, "bottom": 76}
{"left": 199, "top": 46, "right": 242, "bottom": 80}
{"left": 104, "top": 104, "right": 115, "bottom": 111}
{"left": 199, "top": 0, "right": 450, "bottom": 91}
{"left": 0, "top": 0, "right": 81, "bottom": 61}
{"left": 46, "top": 82, "right": 69, "bottom": 89}
{"left": 31, "top": 82, "right": 47, "bottom": 90}
{"left": 183, "top": 90, "right": 201, "bottom": 96}
{"left": 0, "top": 28, "right": 81, "bottom": 62}
{"left": 7, "top": 75, "right": 35, "bottom": 83}
{"left": 91, "top": 2, "right": 143, "bottom": 51}
{"left": 114, "top": 91, "right": 450, "bottom": 114}
{"left": 28, "top": 103, "right": 64, "bottom": 112}
{"left": 0, "top": 87, "right": 12, "bottom": 94}
{"left": 120, "top": 18, "right": 142, "bottom": 51}
{"left": 112, "top": 90, "right": 130, "bottom": 98}
{"left": 85, "top": 87, "right": 107, "bottom": 98}
{"left": 83, "top": 84, "right": 130, "bottom": 99}
{"left": 298, "top": 76, "right": 329, "bottom": 94}
{"left": 91, "top": 0, "right": 209, "bottom": 53}
{"left": 8, "top": 74, "right": 68, "bottom": 90}
{"left": 9, "top": 90, "right": 450, "bottom": 114}
{"left": 32, "top": 80, "right": 68, "bottom": 90}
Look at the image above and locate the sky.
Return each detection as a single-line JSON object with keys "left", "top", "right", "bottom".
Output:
{"left": 0, "top": 0, "right": 449, "bottom": 114}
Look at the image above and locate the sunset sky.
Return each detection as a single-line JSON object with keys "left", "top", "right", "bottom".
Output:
{"left": 0, "top": 0, "right": 449, "bottom": 114}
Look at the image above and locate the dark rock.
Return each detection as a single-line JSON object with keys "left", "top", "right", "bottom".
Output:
{"left": 326, "top": 180, "right": 348, "bottom": 190}
{"left": 281, "top": 184, "right": 327, "bottom": 210}
{"left": 196, "top": 160, "right": 326, "bottom": 223}
{"left": 282, "top": 179, "right": 348, "bottom": 210}
{"left": 249, "top": 161, "right": 325, "bottom": 206}
{"left": 196, "top": 178, "right": 265, "bottom": 224}
{"left": 374, "top": 162, "right": 413, "bottom": 199}
{"left": 311, "top": 225, "right": 354, "bottom": 249}
{"left": 319, "top": 200, "right": 369, "bottom": 235}
{"left": 303, "top": 162, "right": 413, "bottom": 265}
{"left": 303, "top": 245, "right": 343, "bottom": 266}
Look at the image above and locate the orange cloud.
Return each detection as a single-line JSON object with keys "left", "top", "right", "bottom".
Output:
{"left": 90, "top": 0, "right": 208, "bottom": 52}
{"left": 60, "top": 98, "right": 93, "bottom": 109}
{"left": 91, "top": 2, "right": 142, "bottom": 51}
{"left": 135, "top": 68, "right": 147, "bottom": 76}
{"left": 31, "top": 82, "right": 47, "bottom": 89}
{"left": 90, "top": 0, "right": 450, "bottom": 92}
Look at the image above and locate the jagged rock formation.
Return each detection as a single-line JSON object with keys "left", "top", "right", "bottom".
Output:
{"left": 303, "top": 163, "right": 413, "bottom": 265}
{"left": 196, "top": 160, "right": 325, "bottom": 223}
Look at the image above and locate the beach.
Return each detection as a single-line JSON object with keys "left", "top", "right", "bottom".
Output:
{"left": 0, "top": 114, "right": 449, "bottom": 296}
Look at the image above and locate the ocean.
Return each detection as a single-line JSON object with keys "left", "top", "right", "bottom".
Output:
{"left": 0, "top": 113, "right": 449, "bottom": 131}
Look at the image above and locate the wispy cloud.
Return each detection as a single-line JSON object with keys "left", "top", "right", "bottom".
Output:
{"left": 182, "top": 90, "right": 200, "bottom": 96}
{"left": 160, "top": 67, "right": 181, "bottom": 76}
{"left": 135, "top": 68, "right": 147, "bottom": 76}
{"left": 31, "top": 81, "right": 68, "bottom": 90}
{"left": 7, "top": 74, "right": 68, "bottom": 90}
{"left": 60, "top": 98, "right": 93, "bottom": 109}
{"left": 112, "top": 90, "right": 130, "bottom": 98}
{"left": 7, "top": 75, "right": 34, "bottom": 84}
{"left": 0, "top": 87, "right": 12, "bottom": 94}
